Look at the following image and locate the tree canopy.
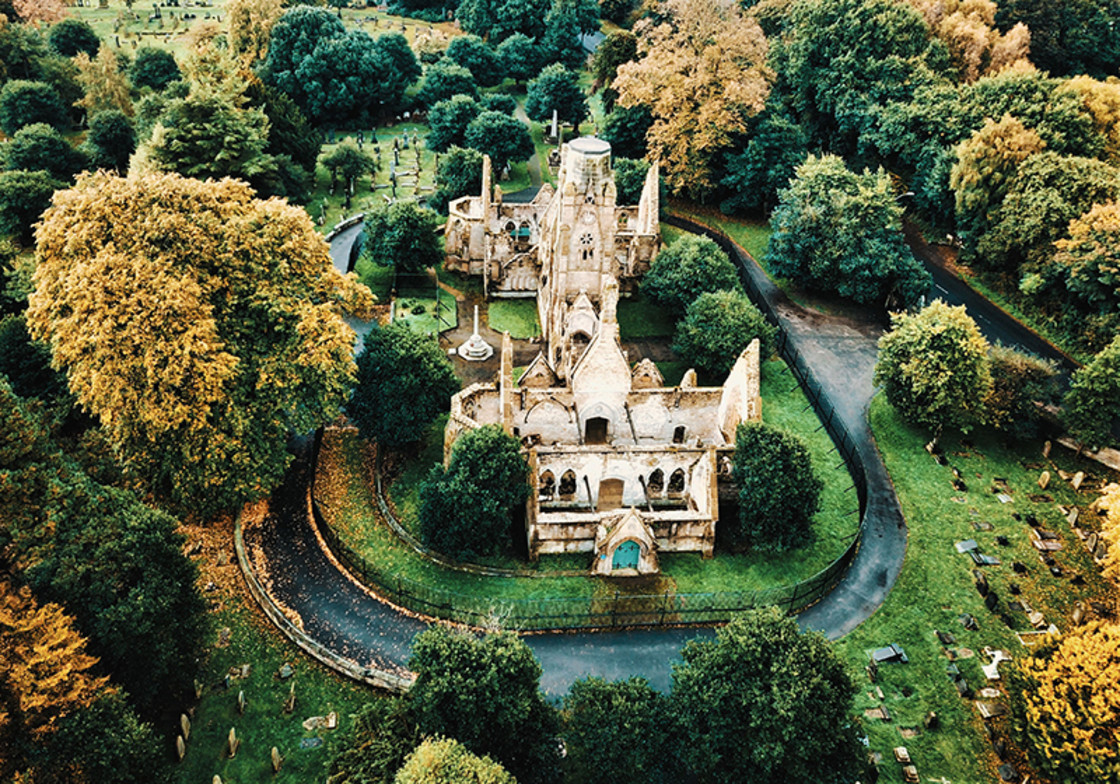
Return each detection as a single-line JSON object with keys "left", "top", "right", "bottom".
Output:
{"left": 407, "top": 626, "right": 561, "bottom": 784}
{"left": 360, "top": 199, "right": 443, "bottom": 273}
{"left": 874, "top": 300, "right": 993, "bottom": 434}
{"left": 672, "top": 290, "right": 775, "bottom": 379}
{"left": 46, "top": 18, "right": 99, "bottom": 58}
{"left": 668, "top": 608, "right": 863, "bottom": 784}
{"left": 0, "top": 79, "right": 66, "bottom": 134}
{"left": 1063, "top": 334, "right": 1120, "bottom": 449}
{"left": 394, "top": 737, "right": 516, "bottom": 784}
{"left": 348, "top": 321, "right": 459, "bottom": 448}
{"left": 641, "top": 234, "right": 742, "bottom": 315}
{"left": 433, "top": 145, "right": 484, "bottom": 212}
{"left": 768, "top": 154, "right": 931, "bottom": 309}
{"left": 27, "top": 172, "right": 373, "bottom": 516}
{"left": 612, "top": 0, "right": 769, "bottom": 198}
{"left": 464, "top": 110, "right": 533, "bottom": 169}
{"left": 730, "top": 421, "right": 822, "bottom": 551}
{"left": 445, "top": 34, "right": 503, "bottom": 88}
{"left": 3, "top": 121, "right": 86, "bottom": 181}
{"left": 419, "top": 425, "right": 530, "bottom": 560}
{"left": 525, "top": 63, "right": 587, "bottom": 127}
{"left": 426, "top": 94, "right": 482, "bottom": 153}
{"left": 417, "top": 57, "right": 480, "bottom": 107}
{"left": 0, "top": 169, "right": 61, "bottom": 244}
{"left": 128, "top": 47, "right": 181, "bottom": 92}
{"left": 1008, "top": 620, "right": 1120, "bottom": 784}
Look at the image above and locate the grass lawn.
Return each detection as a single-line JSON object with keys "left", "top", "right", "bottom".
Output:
{"left": 617, "top": 293, "right": 676, "bottom": 339}
{"left": 839, "top": 396, "right": 1116, "bottom": 784}
{"left": 488, "top": 299, "right": 541, "bottom": 338}
{"left": 353, "top": 257, "right": 394, "bottom": 300}
{"left": 318, "top": 355, "right": 859, "bottom": 626}
{"left": 171, "top": 518, "right": 370, "bottom": 784}
{"left": 393, "top": 289, "right": 458, "bottom": 335}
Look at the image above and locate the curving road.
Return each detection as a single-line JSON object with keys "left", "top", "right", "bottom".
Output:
{"left": 259, "top": 215, "right": 1066, "bottom": 695}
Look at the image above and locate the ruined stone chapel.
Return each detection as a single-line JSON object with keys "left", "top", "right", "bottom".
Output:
{"left": 443, "top": 138, "right": 763, "bottom": 576}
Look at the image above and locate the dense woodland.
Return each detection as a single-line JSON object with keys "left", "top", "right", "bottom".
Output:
{"left": 1, "top": 0, "right": 1120, "bottom": 781}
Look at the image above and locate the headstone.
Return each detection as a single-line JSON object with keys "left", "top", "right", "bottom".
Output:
{"left": 283, "top": 683, "right": 296, "bottom": 714}
{"left": 176, "top": 734, "right": 186, "bottom": 760}
{"left": 984, "top": 592, "right": 1000, "bottom": 612}
{"left": 924, "top": 711, "right": 939, "bottom": 730}
{"left": 237, "top": 690, "right": 246, "bottom": 715}
{"left": 1088, "top": 531, "right": 1099, "bottom": 552}
{"left": 271, "top": 746, "right": 283, "bottom": 773}
{"left": 550, "top": 109, "right": 558, "bottom": 140}
{"left": 1072, "top": 602, "right": 1085, "bottom": 625}
{"left": 278, "top": 662, "right": 294, "bottom": 679}
{"left": 1042, "top": 440, "right": 1051, "bottom": 458}
{"left": 1038, "top": 471, "right": 1050, "bottom": 490}
{"left": 1095, "top": 542, "right": 1108, "bottom": 561}
{"left": 217, "top": 627, "right": 230, "bottom": 646}
{"left": 181, "top": 713, "right": 191, "bottom": 741}
{"left": 213, "top": 777, "right": 222, "bottom": 784}
{"left": 1072, "top": 471, "right": 1085, "bottom": 491}
{"left": 228, "top": 727, "right": 240, "bottom": 758}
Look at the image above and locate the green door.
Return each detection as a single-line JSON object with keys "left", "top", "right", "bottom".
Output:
{"left": 612, "top": 540, "right": 640, "bottom": 570}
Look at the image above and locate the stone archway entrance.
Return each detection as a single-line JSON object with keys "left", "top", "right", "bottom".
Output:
{"left": 585, "top": 416, "right": 608, "bottom": 444}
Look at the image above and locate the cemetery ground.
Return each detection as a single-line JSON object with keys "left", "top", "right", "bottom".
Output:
{"left": 312, "top": 356, "right": 860, "bottom": 617}
{"left": 839, "top": 396, "right": 1117, "bottom": 784}
{"left": 172, "top": 510, "right": 368, "bottom": 784}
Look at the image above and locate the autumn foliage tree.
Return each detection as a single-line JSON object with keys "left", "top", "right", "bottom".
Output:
{"left": 612, "top": 0, "right": 769, "bottom": 198}
{"left": 1008, "top": 621, "right": 1120, "bottom": 784}
{"left": 27, "top": 172, "right": 373, "bottom": 515}
{"left": 1096, "top": 483, "right": 1120, "bottom": 583}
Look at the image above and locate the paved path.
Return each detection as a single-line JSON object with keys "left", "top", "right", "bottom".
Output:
{"left": 254, "top": 218, "right": 1067, "bottom": 695}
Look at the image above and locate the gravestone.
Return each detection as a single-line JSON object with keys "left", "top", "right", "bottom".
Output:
{"left": 271, "top": 747, "right": 283, "bottom": 772}
{"left": 176, "top": 734, "right": 186, "bottom": 760}
{"left": 1088, "top": 531, "right": 1099, "bottom": 552}
{"left": 283, "top": 683, "right": 296, "bottom": 714}
{"left": 1072, "top": 471, "right": 1085, "bottom": 491}
{"left": 181, "top": 713, "right": 191, "bottom": 741}
{"left": 237, "top": 690, "right": 245, "bottom": 715}
{"left": 227, "top": 727, "right": 239, "bottom": 758}
{"left": 1042, "top": 440, "right": 1051, "bottom": 458}
{"left": 1038, "top": 471, "right": 1050, "bottom": 490}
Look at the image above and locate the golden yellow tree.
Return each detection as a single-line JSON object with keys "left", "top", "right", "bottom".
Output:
{"left": 1008, "top": 621, "right": 1120, "bottom": 783}
{"left": 12, "top": 0, "right": 66, "bottom": 24}
{"left": 0, "top": 579, "right": 109, "bottom": 758}
{"left": 907, "top": 0, "right": 1030, "bottom": 82}
{"left": 227, "top": 0, "right": 285, "bottom": 66}
{"left": 28, "top": 172, "right": 374, "bottom": 515}
{"left": 612, "top": 0, "right": 770, "bottom": 199}
{"left": 1095, "top": 483, "right": 1120, "bottom": 582}
{"left": 74, "top": 47, "right": 133, "bottom": 117}
{"left": 1064, "top": 76, "right": 1120, "bottom": 164}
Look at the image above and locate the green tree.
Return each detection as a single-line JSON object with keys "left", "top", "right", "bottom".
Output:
{"left": 669, "top": 608, "right": 863, "bottom": 784}
{"left": 1052, "top": 201, "right": 1120, "bottom": 319}
{"left": 360, "top": 199, "right": 443, "bottom": 273}
{"left": 328, "top": 697, "right": 419, "bottom": 784}
{"left": 426, "top": 94, "right": 481, "bottom": 153}
{"left": 319, "top": 140, "right": 376, "bottom": 189}
{"left": 612, "top": 156, "right": 650, "bottom": 205}
{"left": 395, "top": 738, "right": 516, "bottom": 784}
{"left": 874, "top": 300, "right": 993, "bottom": 434}
{"left": 768, "top": 155, "right": 930, "bottom": 309}
{"left": 562, "top": 677, "right": 679, "bottom": 784}
{"left": 950, "top": 115, "right": 1046, "bottom": 256}
{"left": 0, "top": 313, "right": 67, "bottom": 403}
{"left": 82, "top": 109, "right": 135, "bottom": 173}
{"left": 406, "top": 626, "right": 561, "bottom": 784}
{"left": 481, "top": 93, "right": 517, "bottom": 115}
{"left": 497, "top": 33, "right": 543, "bottom": 84}
{"left": 419, "top": 425, "right": 530, "bottom": 559}
{"left": 457, "top": 0, "right": 550, "bottom": 42}
{"left": 600, "top": 103, "right": 651, "bottom": 159}
{"left": 978, "top": 151, "right": 1120, "bottom": 273}
{"left": 0, "top": 169, "right": 61, "bottom": 244}
{"left": 0, "top": 80, "right": 66, "bottom": 134}
{"left": 720, "top": 109, "right": 809, "bottom": 215}
{"left": 128, "top": 47, "right": 181, "bottom": 92}
{"left": 641, "top": 234, "right": 741, "bottom": 315}
{"left": 464, "top": 110, "right": 533, "bottom": 169}
{"left": 446, "top": 34, "right": 503, "bottom": 87}
{"left": 142, "top": 94, "right": 270, "bottom": 182}
{"left": 540, "top": 0, "right": 598, "bottom": 69}
{"left": 244, "top": 76, "right": 323, "bottom": 182}
{"left": 347, "top": 321, "right": 459, "bottom": 448}
{"left": 3, "top": 122, "right": 85, "bottom": 182}
{"left": 525, "top": 63, "right": 586, "bottom": 126}
{"left": 264, "top": 8, "right": 419, "bottom": 123}
{"left": 28, "top": 172, "right": 373, "bottom": 516}
{"left": 589, "top": 30, "right": 636, "bottom": 96}
{"left": 730, "top": 421, "right": 822, "bottom": 551}
{"left": 417, "top": 58, "right": 479, "bottom": 107}
{"left": 995, "top": 0, "right": 1120, "bottom": 78}
{"left": 1063, "top": 334, "right": 1120, "bottom": 449}
{"left": 775, "top": 0, "right": 940, "bottom": 149}
{"left": 47, "top": 19, "right": 100, "bottom": 58}
{"left": 672, "top": 290, "right": 775, "bottom": 379}
{"left": 983, "top": 344, "right": 1059, "bottom": 441}
{"left": 1006, "top": 620, "right": 1120, "bottom": 784}
{"left": 433, "top": 145, "right": 484, "bottom": 212}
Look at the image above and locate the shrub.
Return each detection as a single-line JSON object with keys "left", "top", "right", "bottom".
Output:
{"left": 673, "top": 290, "right": 775, "bottom": 379}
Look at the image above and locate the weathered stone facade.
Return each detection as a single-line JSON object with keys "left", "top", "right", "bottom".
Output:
{"left": 443, "top": 138, "right": 762, "bottom": 575}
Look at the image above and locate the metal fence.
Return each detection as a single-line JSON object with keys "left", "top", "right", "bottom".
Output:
{"left": 305, "top": 213, "right": 871, "bottom": 631}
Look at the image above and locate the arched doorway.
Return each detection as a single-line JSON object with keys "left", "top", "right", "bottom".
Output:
{"left": 585, "top": 416, "right": 609, "bottom": 444}
{"left": 612, "top": 540, "right": 640, "bottom": 570}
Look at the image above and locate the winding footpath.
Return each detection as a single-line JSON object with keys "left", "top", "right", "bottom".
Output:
{"left": 247, "top": 218, "right": 1057, "bottom": 695}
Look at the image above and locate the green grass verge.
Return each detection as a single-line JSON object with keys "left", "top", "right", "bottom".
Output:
{"left": 171, "top": 586, "right": 368, "bottom": 784}
{"left": 321, "top": 357, "right": 858, "bottom": 617}
{"left": 353, "top": 258, "right": 394, "bottom": 301}
{"left": 617, "top": 293, "right": 676, "bottom": 339}
{"left": 487, "top": 299, "right": 541, "bottom": 338}
{"left": 836, "top": 395, "right": 1116, "bottom": 784}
